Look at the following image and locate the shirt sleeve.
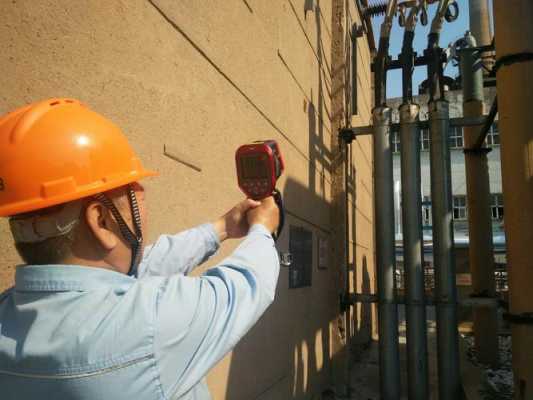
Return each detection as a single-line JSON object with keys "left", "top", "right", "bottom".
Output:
{"left": 137, "top": 223, "right": 220, "bottom": 278}
{"left": 153, "top": 224, "right": 280, "bottom": 398}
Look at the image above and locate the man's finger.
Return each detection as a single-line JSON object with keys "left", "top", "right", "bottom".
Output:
{"left": 239, "top": 198, "right": 261, "bottom": 211}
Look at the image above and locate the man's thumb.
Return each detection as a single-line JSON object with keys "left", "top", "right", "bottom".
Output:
{"left": 241, "top": 198, "right": 261, "bottom": 211}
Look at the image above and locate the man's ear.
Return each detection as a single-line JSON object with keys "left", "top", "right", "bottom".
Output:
{"left": 85, "top": 201, "right": 119, "bottom": 251}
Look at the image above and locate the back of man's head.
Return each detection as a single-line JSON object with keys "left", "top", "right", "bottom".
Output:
{"left": 10, "top": 201, "right": 82, "bottom": 265}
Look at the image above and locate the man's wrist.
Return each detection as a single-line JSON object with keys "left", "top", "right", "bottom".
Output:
{"left": 212, "top": 218, "right": 228, "bottom": 242}
{"left": 248, "top": 223, "right": 274, "bottom": 237}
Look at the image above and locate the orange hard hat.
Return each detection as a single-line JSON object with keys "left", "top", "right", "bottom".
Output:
{"left": 0, "top": 98, "right": 157, "bottom": 217}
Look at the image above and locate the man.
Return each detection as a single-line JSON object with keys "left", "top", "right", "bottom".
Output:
{"left": 0, "top": 98, "right": 280, "bottom": 399}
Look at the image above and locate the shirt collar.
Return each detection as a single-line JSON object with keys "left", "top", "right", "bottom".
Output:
{"left": 15, "top": 264, "right": 135, "bottom": 292}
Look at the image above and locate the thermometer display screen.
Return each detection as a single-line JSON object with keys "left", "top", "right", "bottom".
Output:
{"left": 240, "top": 155, "right": 269, "bottom": 179}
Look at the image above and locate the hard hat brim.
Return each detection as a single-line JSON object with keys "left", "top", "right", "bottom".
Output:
{"left": 0, "top": 169, "right": 158, "bottom": 217}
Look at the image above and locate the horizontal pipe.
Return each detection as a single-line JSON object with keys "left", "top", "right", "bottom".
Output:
{"left": 339, "top": 116, "right": 489, "bottom": 141}
{"left": 346, "top": 293, "right": 500, "bottom": 307}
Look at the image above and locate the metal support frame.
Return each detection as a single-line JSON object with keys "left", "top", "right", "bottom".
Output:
{"left": 339, "top": 116, "right": 489, "bottom": 142}
{"left": 346, "top": 292, "right": 500, "bottom": 308}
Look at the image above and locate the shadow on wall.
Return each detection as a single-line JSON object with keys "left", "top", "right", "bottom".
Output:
{"left": 348, "top": 160, "right": 374, "bottom": 350}
{"left": 223, "top": 1, "right": 373, "bottom": 398}
{"left": 223, "top": 176, "right": 335, "bottom": 400}
{"left": 307, "top": 0, "right": 331, "bottom": 202}
{"left": 221, "top": 179, "right": 373, "bottom": 399}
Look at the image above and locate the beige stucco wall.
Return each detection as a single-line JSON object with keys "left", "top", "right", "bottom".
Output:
{"left": 0, "top": 1, "right": 374, "bottom": 398}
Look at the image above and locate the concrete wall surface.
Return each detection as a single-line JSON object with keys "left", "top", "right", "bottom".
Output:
{"left": 0, "top": 1, "right": 375, "bottom": 399}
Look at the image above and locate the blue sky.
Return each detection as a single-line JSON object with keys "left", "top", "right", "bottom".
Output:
{"left": 370, "top": 0, "right": 493, "bottom": 99}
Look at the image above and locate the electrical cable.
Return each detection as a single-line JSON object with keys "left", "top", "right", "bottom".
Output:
{"left": 272, "top": 189, "right": 285, "bottom": 242}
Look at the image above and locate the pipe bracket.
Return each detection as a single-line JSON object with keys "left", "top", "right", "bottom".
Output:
{"left": 503, "top": 312, "right": 533, "bottom": 325}
{"left": 463, "top": 147, "right": 492, "bottom": 155}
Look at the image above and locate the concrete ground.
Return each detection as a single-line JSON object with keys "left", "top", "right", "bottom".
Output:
{"left": 348, "top": 306, "right": 439, "bottom": 400}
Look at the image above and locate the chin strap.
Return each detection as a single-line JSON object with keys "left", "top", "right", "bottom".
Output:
{"left": 94, "top": 184, "right": 143, "bottom": 277}
{"left": 272, "top": 189, "right": 285, "bottom": 242}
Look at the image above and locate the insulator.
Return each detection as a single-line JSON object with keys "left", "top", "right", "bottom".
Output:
{"left": 364, "top": 1, "right": 388, "bottom": 18}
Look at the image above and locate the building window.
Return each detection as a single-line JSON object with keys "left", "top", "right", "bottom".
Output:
{"left": 453, "top": 195, "right": 467, "bottom": 220}
{"left": 392, "top": 131, "right": 400, "bottom": 153}
{"left": 491, "top": 193, "right": 504, "bottom": 220}
{"left": 422, "top": 196, "right": 432, "bottom": 226}
{"left": 449, "top": 126, "right": 464, "bottom": 149}
{"left": 421, "top": 128, "right": 430, "bottom": 151}
{"left": 486, "top": 121, "right": 500, "bottom": 146}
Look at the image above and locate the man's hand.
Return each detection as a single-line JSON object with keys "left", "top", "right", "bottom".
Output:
{"left": 213, "top": 199, "right": 261, "bottom": 241}
{"left": 246, "top": 196, "right": 280, "bottom": 235}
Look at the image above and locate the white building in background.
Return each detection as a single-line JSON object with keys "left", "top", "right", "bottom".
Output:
{"left": 388, "top": 87, "right": 506, "bottom": 265}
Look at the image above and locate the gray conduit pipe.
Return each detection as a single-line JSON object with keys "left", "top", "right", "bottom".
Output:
{"left": 372, "top": 1, "right": 401, "bottom": 398}
{"left": 425, "top": 1, "right": 461, "bottom": 399}
{"left": 398, "top": 2, "right": 430, "bottom": 399}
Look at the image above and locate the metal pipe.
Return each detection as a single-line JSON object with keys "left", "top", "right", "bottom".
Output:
{"left": 425, "top": 2, "right": 461, "bottom": 398}
{"left": 373, "top": 2, "right": 401, "bottom": 398}
{"left": 468, "top": 0, "right": 494, "bottom": 73}
{"left": 400, "top": 104, "right": 429, "bottom": 400}
{"left": 493, "top": 1, "right": 533, "bottom": 397}
{"left": 347, "top": 292, "right": 500, "bottom": 308}
{"left": 460, "top": 31, "right": 499, "bottom": 367}
{"left": 398, "top": 3, "right": 429, "bottom": 399}
{"left": 374, "top": 0, "right": 398, "bottom": 106}
{"left": 373, "top": 106, "right": 401, "bottom": 400}
{"left": 428, "top": 99, "right": 461, "bottom": 400}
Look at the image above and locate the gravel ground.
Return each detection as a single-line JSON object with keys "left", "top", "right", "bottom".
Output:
{"left": 463, "top": 334, "right": 514, "bottom": 400}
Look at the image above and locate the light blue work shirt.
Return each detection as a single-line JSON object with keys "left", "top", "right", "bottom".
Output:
{"left": 0, "top": 223, "right": 280, "bottom": 399}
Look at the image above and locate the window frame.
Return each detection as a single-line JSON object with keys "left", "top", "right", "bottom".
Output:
{"left": 491, "top": 193, "right": 504, "bottom": 220}
{"left": 449, "top": 126, "right": 464, "bottom": 149}
{"left": 453, "top": 195, "right": 467, "bottom": 220}
{"left": 486, "top": 121, "right": 500, "bottom": 146}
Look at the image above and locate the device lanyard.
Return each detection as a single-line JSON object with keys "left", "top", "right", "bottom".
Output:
{"left": 272, "top": 189, "right": 285, "bottom": 242}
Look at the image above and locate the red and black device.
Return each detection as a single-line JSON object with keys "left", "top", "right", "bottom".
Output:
{"left": 235, "top": 140, "right": 284, "bottom": 200}
{"left": 235, "top": 140, "right": 285, "bottom": 240}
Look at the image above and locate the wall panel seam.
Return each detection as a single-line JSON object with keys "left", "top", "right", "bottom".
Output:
{"left": 147, "top": 0, "right": 332, "bottom": 187}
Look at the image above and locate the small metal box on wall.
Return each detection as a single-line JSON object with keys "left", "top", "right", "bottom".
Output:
{"left": 317, "top": 235, "right": 329, "bottom": 269}
{"left": 289, "top": 226, "right": 313, "bottom": 289}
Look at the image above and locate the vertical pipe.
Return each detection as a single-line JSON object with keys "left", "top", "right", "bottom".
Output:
{"left": 468, "top": 0, "right": 494, "bottom": 73}
{"left": 400, "top": 102, "right": 429, "bottom": 400}
{"left": 429, "top": 99, "right": 461, "bottom": 400}
{"left": 460, "top": 31, "right": 499, "bottom": 367}
{"left": 399, "top": 6, "right": 429, "bottom": 397}
{"left": 468, "top": 0, "right": 492, "bottom": 46}
{"left": 425, "top": 3, "right": 461, "bottom": 397}
{"left": 373, "top": 106, "right": 401, "bottom": 400}
{"left": 373, "top": 2, "right": 400, "bottom": 398}
{"left": 493, "top": 1, "right": 533, "bottom": 398}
